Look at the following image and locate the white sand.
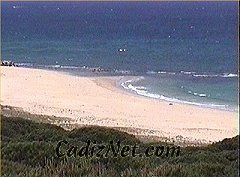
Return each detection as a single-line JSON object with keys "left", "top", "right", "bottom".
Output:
{"left": 1, "top": 66, "right": 238, "bottom": 143}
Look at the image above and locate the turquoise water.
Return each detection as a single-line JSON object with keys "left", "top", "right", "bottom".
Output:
{"left": 121, "top": 73, "right": 238, "bottom": 111}
{"left": 1, "top": 2, "right": 238, "bottom": 111}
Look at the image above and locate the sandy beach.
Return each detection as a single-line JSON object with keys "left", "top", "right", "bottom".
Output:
{"left": 1, "top": 66, "right": 238, "bottom": 143}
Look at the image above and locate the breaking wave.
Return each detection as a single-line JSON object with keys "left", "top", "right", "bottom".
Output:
{"left": 121, "top": 77, "right": 232, "bottom": 111}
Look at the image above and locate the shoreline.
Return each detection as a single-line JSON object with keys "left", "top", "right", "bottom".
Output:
{"left": 116, "top": 76, "right": 238, "bottom": 113}
{"left": 33, "top": 65, "right": 237, "bottom": 113}
{"left": 26, "top": 66, "right": 238, "bottom": 113}
{"left": 1, "top": 66, "right": 239, "bottom": 144}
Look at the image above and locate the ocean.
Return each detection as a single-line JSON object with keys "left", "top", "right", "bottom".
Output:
{"left": 1, "top": 2, "right": 238, "bottom": 111}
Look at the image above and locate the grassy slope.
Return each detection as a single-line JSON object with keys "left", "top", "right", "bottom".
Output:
{"left": 1, "top": 115, "right": 239, "bottom": 177}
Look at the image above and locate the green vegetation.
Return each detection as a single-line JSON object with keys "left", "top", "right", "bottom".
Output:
{"left": 1, "top": 115, "right": 239, "bottom": 177}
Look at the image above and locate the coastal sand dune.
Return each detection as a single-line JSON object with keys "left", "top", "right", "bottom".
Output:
{"left": 1, "top": 67, "right": 238, "bottom": 143}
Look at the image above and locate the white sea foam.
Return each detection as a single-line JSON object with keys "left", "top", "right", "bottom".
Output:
{"left": 120, "top": 78, "right": 228, "bottom": 110}
{"left": 168, "top": 72, "right": 176, "bottom": 75}
{"left": 60, "top": 65, "right": 80, "bottom": 69}
{"left": 185, "top": 88, "right": 208, "bottom": 97}
{"left": 16, "top": 63, "right": 33, "bottom": 67}
{"left": 157, "top": 71, "right": 176, "bottom": 75}
{"left": 199, "top": 94, "right": 207, "bottom": 97}
{"left": 156, "top": 70, "right": 238, "bottom": 78}
{"left": 114, "top": 70, "right": 131, "bottom": 74}
{"left": 180, "top": 71, "right": 196, "bottom": 75}
{"left": 193, "top": 74, "right": 218, "bottom": 77}
{"left": 53, "top": 65, "right": 61, "bottom": 68}
{"left": 134, "top": 86, "right": 147, "bottom": 90}
{"left": 147, "top": 70, "right": 177, "bottom": 75}
{"left": 146, "top": 71, "right": 156, "bottom": 74}
{"left": 193, "top": 73, "right": 238, "bottom": 78}
{"left": 222, "top": 73, "right": 238, "bottom": 78}
{"left": 158, "top": 71, "right": 167, "bottom": 74}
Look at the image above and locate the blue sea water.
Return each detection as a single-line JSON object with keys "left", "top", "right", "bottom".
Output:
{"left": 1, "top": 2, "right": 239, "bottom": 111}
